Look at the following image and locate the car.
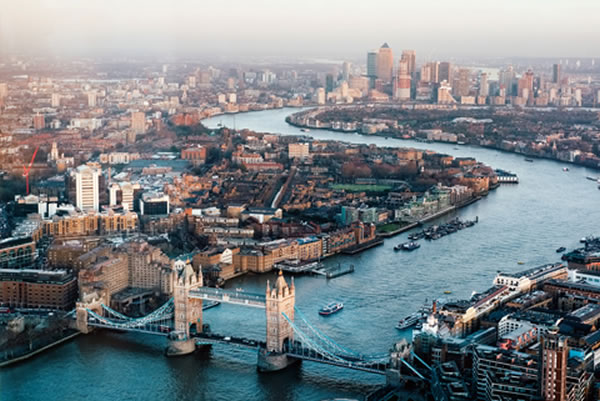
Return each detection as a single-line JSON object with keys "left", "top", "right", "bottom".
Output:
{"left": 223, "top": 336, "right": 231, "bottom": 341}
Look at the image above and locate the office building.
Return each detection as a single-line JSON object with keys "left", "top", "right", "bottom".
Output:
{"left": 74, "top": 164, "right": 100, "bottom": 212}
{"left": 453, "top": 68, "right": 471, "bottom": 97}
{"left": 421, "top": 61, "right": 440, "bottom": 83}
{"left": 109, "top": 182, "right": 139, "bottom": 211}
{"left": 325, "top": 73, "right": 334, "bottom": 93}
{"left": 367, "top": 50, "right": 378, "bottom": 85}
{"left": 439, "top": 62, "right": 453, "bottom": 83}
{"left": 479, "top": 72, "right": 489, "bottom": 97}
{"left": 437, "top": 81, "right": 456, "bottom": 104}
{"left": 401, "top": 50, "right": 416, "bottom": 77}
{"left": 553, "top": 63, "right": 561, "bottom": 84}
{"left": 394, "top": 60, "right": 411, "bottom": 100}
{"left": 342, "top": 61, "right": 351, "bottom": 81}
{"left": 315, "top": 88, "right": 326, "bottom": 105}
{"left": 518, "top": 70, "right": 535, "bottom": 100}
{"left": 0, "top": 268, "right": 77, "bottom": 310}
{"left": 376, "top": 43, "right": 394, "bottom": 83}
{"left": 139, "top": 192, "right": 170, "bottom": 216}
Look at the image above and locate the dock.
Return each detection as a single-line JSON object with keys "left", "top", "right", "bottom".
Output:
{"left": 274, "top": 261, "right": 355, "bottom": 279}
{"left": 274, "top": 261, "right": 324, "bottom": 274}
{"left": 322, "top": 264, "right": 355, "bottom": 279}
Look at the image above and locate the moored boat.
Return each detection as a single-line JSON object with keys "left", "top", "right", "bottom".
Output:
{"left": 556, "top": 247, "right": 566, "bottom": 253}
{"left": 396, "top": 313, "right": 420, "bottom": 330}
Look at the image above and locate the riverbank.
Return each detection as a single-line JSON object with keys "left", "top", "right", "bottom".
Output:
{"left": 0, "top": 330, "right": 80, "bottom": 368}
{"left": 377, "top": 196, "right": 483, "bottom": 238}
{"left": 285, "top": 107, "right": 600, "bottom": 171}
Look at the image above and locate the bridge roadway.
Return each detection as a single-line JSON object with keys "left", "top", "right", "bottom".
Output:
{"left": 193, "top": 332, "right": 266, "bottom": 349}
{"left": 87, "top": 321, "right": 172, "bottom": 337}
{"left": 188, "top": 287, "right": 266, "bottom": 308}
{"left": 284, "top": 341, "right": 389, "bottom": 375}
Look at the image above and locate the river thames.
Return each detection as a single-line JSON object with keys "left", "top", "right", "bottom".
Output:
{"left": 3, "top": 108, "right": 600, "bottom": 401}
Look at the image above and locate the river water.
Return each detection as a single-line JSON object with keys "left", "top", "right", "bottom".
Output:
{"left": 3, "top": 108, "right": 600, "bottom": 401}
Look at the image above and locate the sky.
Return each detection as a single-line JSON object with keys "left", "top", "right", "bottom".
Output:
{"left": 1, "top": 0, "right": 599, "bottom": 61}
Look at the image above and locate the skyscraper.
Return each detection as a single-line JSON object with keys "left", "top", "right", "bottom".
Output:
{"left": 376, "top": 43, "right": 394, "bottom": 83}
{"left": 74, "top": 165, "right": 100, "bottom": 212}
{"left": 325, "top": 73, "right": 334, "bottom": 93}
{"left": 540, "top": 328, "right": 568, "bottom": 401}
{"left": 394, "top": 60, "right": 411, "bottom": 100}
{"left": 342, "top": 61, "right": 351, "bottom": 81}
{"left": 437, "top": 81, "right": 456, "bottom": 104}
{"left": 518, "top": 70, "right": 535, "bottom": 100}
{"left": 453, "top": 68, "right": 471, "bottom": 98}
{"left": 439, "top": 62, "right": 453, "bottom": 83}
{"left": 499, "top": 66, "right": 515, "bottom": 96}
{"left": 479, "top": 72, "right": 489, "bottom": 97}
{"left": 367, "top": 51, "right": 378, "bottom": 88}
{"left": 401, "top": 50, "right": 416, "bottom": 78}
{"left": 553, "top": 63, "right": 561, "bottom": 84}
{"left": 420, "top": 62, "right": 439, "bottom": 83}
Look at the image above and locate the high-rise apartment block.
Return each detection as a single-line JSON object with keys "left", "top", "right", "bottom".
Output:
{"left": 0, "top": 83, "right": 7, "bottom": 99}
{"left": 540, "top": 328, "right": 568, "bottom": 401}
{"left": 33, "top": 113, "right": 45, "bottom": 130}
{"left": 131, "top": 111, "right": 146, "bottom": 134}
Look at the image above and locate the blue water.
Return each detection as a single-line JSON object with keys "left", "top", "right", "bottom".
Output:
{"left": 3, "top": 108, "right": 599, "bottom": 401}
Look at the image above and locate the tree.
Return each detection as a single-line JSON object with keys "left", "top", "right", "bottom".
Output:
{"left": 207, "top": 147, "right": 222, "bottom": 164}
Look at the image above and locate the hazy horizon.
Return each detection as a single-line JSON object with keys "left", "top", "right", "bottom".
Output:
{"left": 1, "top": 0, "right": 599, "bottom": 61}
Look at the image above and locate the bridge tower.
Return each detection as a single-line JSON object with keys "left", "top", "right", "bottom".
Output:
{"left": 75, "top": 291, "right": 107, "bottom": 334}
{"left": 166, "top": 260, "right": 203, "bottom": 356}
{"left": 258, "top": 270, "right": 298, "bottom": 372}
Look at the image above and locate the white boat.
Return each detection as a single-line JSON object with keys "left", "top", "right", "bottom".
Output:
{"left": 396, "top": 312, "right": 421, "bottom": 330}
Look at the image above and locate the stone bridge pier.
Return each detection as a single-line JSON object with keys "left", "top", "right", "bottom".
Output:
{"left": 257, "top": 271, "right": 298, "bottom": 372}
{"left": 166, "top": 260, "right": 203, "bottom": 356}
{"left": 75, "top": 292, "right": 107, "bottom": 334}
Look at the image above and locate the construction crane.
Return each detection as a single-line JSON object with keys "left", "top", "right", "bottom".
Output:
{"left": 22, "top": 145, "right": 39, "bottom": 195}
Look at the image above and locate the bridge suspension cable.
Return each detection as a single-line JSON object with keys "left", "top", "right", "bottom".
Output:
{"left": 292, "top": 307, "right": 389, "bottom": 361}
{"left": 282, "top": 312, "right": 389, "bottom": 368}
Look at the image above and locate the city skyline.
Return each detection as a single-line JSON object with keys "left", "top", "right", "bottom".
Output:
{"left": 3, "top": 3, "right": 600, "bottom": 400}
{"left": 2, "top": 0, "right": 600, "bottom": 60}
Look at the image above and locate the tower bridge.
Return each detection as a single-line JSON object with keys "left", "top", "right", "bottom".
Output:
{"left": 74, "top": 260, "right": 425, "bottom": 380}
